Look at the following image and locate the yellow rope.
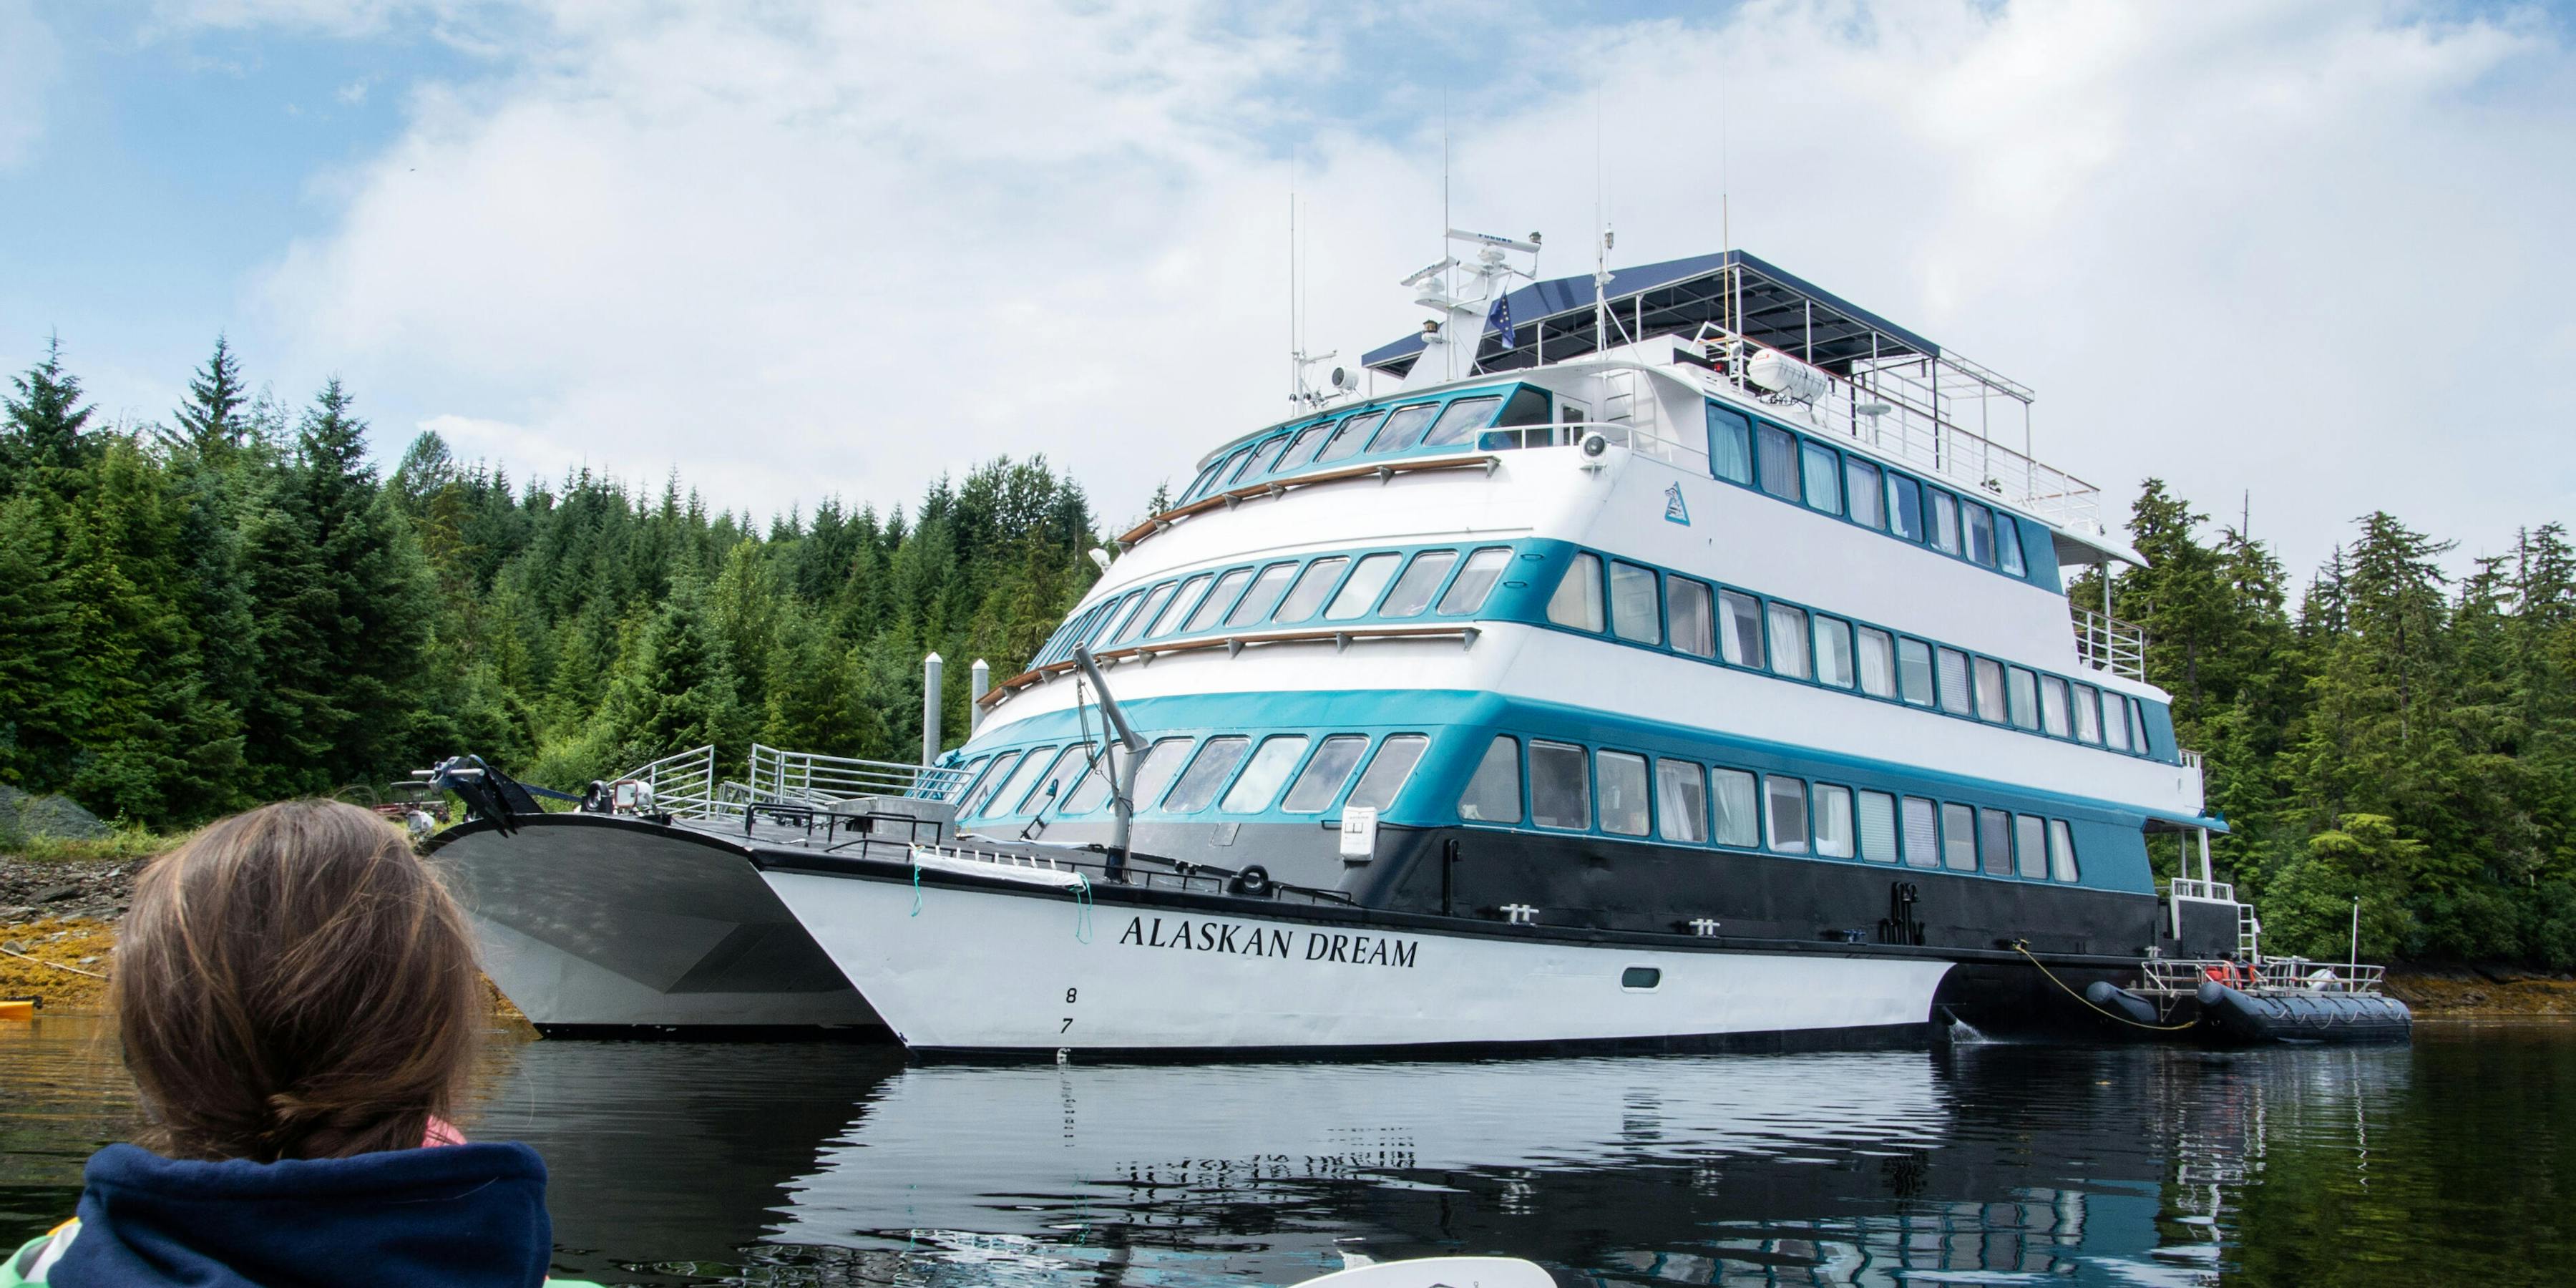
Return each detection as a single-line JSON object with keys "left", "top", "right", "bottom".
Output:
{"left": 0, "top": 945, "right": 106, "bottom": 980}
{"left": 2009, "top": 940, "right": 2197, "bottom": 1032}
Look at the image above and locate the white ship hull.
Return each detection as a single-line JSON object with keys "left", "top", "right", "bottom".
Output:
{"left": 761, "top": 864, "right": 1954, "bottom": 1055}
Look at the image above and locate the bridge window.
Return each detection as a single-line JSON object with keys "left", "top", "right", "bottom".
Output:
{"left": 1712, "top": 768, "right": 1760, "bottom": 847}
{"left": 1384, "top": 549, "right": 1463, "bottom": 618}
{"left": 1226, "top": 562, "right": 1300, "bottom": 626}
{"left": 1813, "top": 615, "right": 1856, "bottom": 689}
{"left": 1858, "top": 791, "right": 1898, "bottom": 863}
{"left": 1115, "top": 582, "right": 1177, "bottom": 643}
{"left": 1015, "top": 743, "right": 1093, "bottom": 816}
{"left": 1719, "top": 590, "right": 1765, "bottom": 668}
{"left": 1498, "top": 386, "right": 1551, "bottom": 428}
{"left": 1272, "top": 557, "right": 1347, "bottom": 623}
{"left": 1163, "top": 736, "right": 1251, "bottom": 812}
{"left": 1757, "top": 424, "right": 1800, "bottom": 502}
{"left": 960, "top": 750, "right": 1025, "bottom": 817}
{"left": 1597, "top": 751, "right": 1651, "bottom": 836}
{"left": 1845, "top": 458, "right": 1883, "bottom": 529}
{"left": 1129, "top": 739, "right": 1196, "bottom": 814}
{"left": 1150, "top": 573, "right": 1211, "bottom": 637}
{"left": 1181, "top": 461, "right": 1224, "bottom": 503}
{"left": 1801, "top": 441, "right": 1842, "bottom": 514}
{"left": 1103, "top": 592, "right": 1156, "bottom": 644}
{"left": 1707, "top": 404, "right": 1753, "bottom": 485}
{"left": 1280, "top": 424, "right": 1332, "bottom": 472}
{"left": 982, "top": 747, "right": 1058, "bottom": 817}
{"left": 1979, "top": 807, "right": 2012, "bottom": 876}
{"left": 1231, "top": 436, "right": 1287, "bottom": 484}
{"left": 1857, "top": 626, "right": 1896, "bottom": 698}
{"left": 1420, "top": 395, "right": 1503, "bottom": 449}
{"left": 1767, "top": 603, "right": 1811, "bottom": 680}
{"left": 1929, "top": 490, "right": 1961, "bottom": 555}
{"left": 1368, "top": 402, "right": 1440, "bottom": 452}
{"left": 1438, "top": 546, "right": 1513, "bottom": 615}
{"left": 1898, "top": 637, "right": 1936, "bottom": 706}
{"left": 1280, "top": 735, "right": 1368, "bottom": 812}
{"left": 1656, "top": 759, "right": 1707, "bottom": 843}
{"left": 1941, "top": 802, "right": 1976, "bottom": 871}
{"left": 2040, "top": 675, "right": 2072, "bottom": 738}
{"left": 1974, "top": 656, "right": 2007, "bottom": 723}
{"left": 1902, "top": 796, "right": 1939, "bottom": 868}
{"left": 2072, "top": 683, "right": 2102, "bottom": 743}
{"left": 2048, "top": 819, "right": 2079, "bottom": 882}
{"left": 1317, "top": 410, "right": 1385, "bottom": 464}
{"left": 1529, "top": 740, "right": 1591, "bottom": 831}
{"left": 2129, "top": 698, "right": 2152, "bottom": 754}
{"left": 1548, "top": 552, "right": 1606, "bottom": 632}
{"left": 1813, "top": 784, "right": 1855, "bottom": 858}
{"left": 1181, "top": 567, "right": 1253, "bottom": 634}
{"left": 1346, "top": 734, "right": 1429, "bottom": 811}
{"left": 1611, "top": 561, "right": 1662, "bottom": 644}
{"left": 1324, "top": 552, "right": 1401, "bottom": 620}
{"left": 2015, "top": 814, "right": 2048, "bottom": 879}
{"left": 1964, "top": 502, "right": 1996, "bottom": 566}
{"left": 1996, "top": 514, "right": 2026, "bottom": 576}
{"left": 2006, "top": 665, "right": 2039, "bottom": 730}
{"left": 1457, "top": 735, "right": 1523, "bottom": 823}
{"left": 1669, "top": 577, "right": 1716, "bottom": 658}
{"left": 1885, "top": 472, "right": 1923, "bottom": 542}
{"left": 1765, "top": 776, "right": 1810, "bottom": 853}
{"left": 2102, "top": 691, "right": 2131, "bottom": 751}
{"left": 1219, "top": 736, "right": 1309, "bottom": 813}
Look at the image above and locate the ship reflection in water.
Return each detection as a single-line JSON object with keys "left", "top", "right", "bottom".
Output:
{"left": 451, "top": 1026, "right": 2576, "bottom": 1288}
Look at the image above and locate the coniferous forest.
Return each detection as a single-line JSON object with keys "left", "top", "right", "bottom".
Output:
{"left": 3, "top": 336, "right": 2572, "bottom": 968}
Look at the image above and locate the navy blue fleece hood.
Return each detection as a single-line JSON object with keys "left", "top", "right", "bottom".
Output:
{"left": 52, "top": 1141, "right": 553, "bottom": 1288}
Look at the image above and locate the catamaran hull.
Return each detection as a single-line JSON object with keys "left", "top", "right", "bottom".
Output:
{"left": 429, "top": 815, "right": 884, "bottom": 1036}
{"left": 760, "top": 864, "right": 1956, "bottom": 1058}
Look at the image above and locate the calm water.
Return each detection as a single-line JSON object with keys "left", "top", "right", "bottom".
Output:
{"left": 4, "top": 1018, "right": 2572, "bottom": 1286}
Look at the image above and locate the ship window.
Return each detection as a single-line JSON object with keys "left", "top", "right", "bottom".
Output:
{"left": 1226, "top": 562, "right": 1299, "bottom": 627}
{"left": 1162, "top": 736, "right": 1251, "bottom": 812}
{"left": 1129, "top": 738, "right": 1196, "bottom": 814}
{"left": 1181, "top": 461, "right": 1224, "bottom": 504}
{"left": 2015, "top": 814, "right": 2048, "bottom": 879}
{"left": 1857, "top": 790, "right": 1898, "bottom": 863}
{"left": 1317, "top": 411, "right": 1385, "bottom": 464}
{"left": 1937, "top": 647, "right": 1973, "bottom": 716}
{"left": 1280, "top": 424, "right": 1333, "bottom": 472}
{"left": 1974, "top": 657, "right": 2008, "bottom": 723}
{"left": 2102, "top": 691, "right": 2131, "bottom": 751}
{"left": 1103, "top": 591, "right": 1155, "bottom": 645}
{"left": 1015, "top": 743, "right": 1093, "bottom": 816}
{"left": 1857, "top": 627, "right": 1896, "bottom": 698}
{"left": 1901, "top": 796, "right": 1938, "bottom": 868}
{"left": 1611, "top": 561, "right": 1662, "bottom": 644}
{"left": 1280, "top": 734, "right": 1369, "bottom": 812}
{"left": 1996, "top": 514, "right": 2026, "bottom": 576}
{"left": 1548, "top": 552, "right": 1606, "bottom": 632}
{"left": 2048, "top": 819, "right": 2079, "bottom": 882}
{"left": 1712, "top": 768, "right": 1760, "bottom": 847}
{"left": 1324, "top": 552, "right": 1401, "bottom": 620}
{"left": 1845, "top": 458, "right": 1883, "bottom": 529}
{"left": 1669, "top": 577, "right": 1716, "bottom": 658}
{"left": 1621, "top": 967, "right": 1662, "bottom": 990}
{"left": 1151, "top": 573, "right": 1212, "bottom": 637}
{"left": 2130, "top": 698, "right": 2152, "bottom": 754}
{"left": 1529, "top": 740, "right": 1591, "bottom": 831}
{"left": 1181, "top": 567, "right": 1254, "bottom": 633}
{"left": 1813, "top": 784, "right": 1855, "bottom": 858}
{"left": 1656, "top": 759, "right": 1707, "bottom": 843}
{"left": 1420, "top": 395, "right": 1503, "bottom": 449}
{"left": 1596, "top": 751, "right": 1651, "bottom": 836}
{"left": 1221, "top": 736, "right": 1310, "bottom": 813}
{"left": 2040, "top": 675, "right": 2072, "bottom": 737}
{"left": 1964, "top": 502, "right": 1996, "bottom": 566}
{"left": 1979, "top": 808, "right": 2013, "bottom": 876}
{"left": 960, "top": 750, "right": 1025, "bottom": 817}
{"left": 2072, "top": 683, "right": 2102, "bottom": 743}
{"left": 1898, "top": 637, "right": 1936, "bottom": 706}
{"left": 1232, "top": 437, "right": 1287, "bottom": 484}
{"left": 1767, "top": 602, "right": 1811, "bottom": 680}
{"left": 1115, "top": 582, "right": 1178, "bottom": 643}
{"left": 1800, "top": 441, "right": 1842, "bottom": 514}
{"left": 1813, "top": 615, "right": 1856, "bottom": 689}
{"left": 1088, "top": 595, "right": 1140, "bottom": 648}
{"left": 984, "top": 748, "right": 1057, "bottom": 816}
{"left": 1929, "top": 491, "right": 1962, "bottom": 555}
{"left": 1367, "top": 402, "right": 1440, "bottom": 452}
{"left": 1757, "top": 424, "right": 1801, "bottom": 502}
{"left": 1707, "top": 404, "right": 1753, "bottom": 485}
{"left": 1765, "top": 776, "right": 1810, "bottom": 853}
{"left": 1060, "top": 743, "right": 1126, "bottom": 814}
{"left": 1382, "top": 549, "right": 1462, "bottom": 619}
{"left": 1272, "top": 557, "right": 1349, "bottom": 624}
{"left": 1885, "top": 472, "right": 1923, "bottom": 542}
{"left": 1497, "top": 386, "right": 1551, "bottom": 427}
{"left": 1345, "top": 734, "right": 1430, "bottom": 811}
{"left": 1940, "top": 802, "right": 1978, "bottom": 871}
{"left": 1437, "top": 546, "right": 1513, "bottom": 615}
{"left": 1719, "top": 590, "right": 1765, "bottom": 668}
{"left": 1206, "top": 449, "right": 1249, "bottom": 491}
{"left": 2006, "top": 665, "right": 2039, "bottom": 730}
{"left": 1457, "top": 735, "right": 1523, "bottom": 823}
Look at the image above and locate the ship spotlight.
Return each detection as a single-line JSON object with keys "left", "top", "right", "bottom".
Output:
{"left": 1088, "top": 547, "right": 1112, "bottom": 572}
{"left": 1330, "top": 366, "right": 1351, "bottom": 390}
{"left": 1580, "top": 431, "right": 1611, "bottom": 459}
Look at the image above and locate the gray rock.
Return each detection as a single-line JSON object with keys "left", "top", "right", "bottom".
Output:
{"left": 14, "top": 793, "right": 109, "bottom": 841}
{"left": 34, "top": 884, "right": 80, "bottom": 903}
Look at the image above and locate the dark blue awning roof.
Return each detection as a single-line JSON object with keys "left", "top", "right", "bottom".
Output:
{"left": 1361, "top": 249, "right": 1941, "bottom": 378}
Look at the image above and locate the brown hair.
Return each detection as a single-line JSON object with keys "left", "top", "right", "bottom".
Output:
{"left": 110, "top": 800, "right": 484, "bottom": 1161}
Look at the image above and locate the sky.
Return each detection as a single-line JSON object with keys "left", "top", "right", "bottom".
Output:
{"left": 3, "top": 0, "right": 2571, "bottom": 585}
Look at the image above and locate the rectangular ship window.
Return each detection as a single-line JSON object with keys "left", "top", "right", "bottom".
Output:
{"left": 1885, "top": 473, "right": 1923, "bottom": 541}
{"left": 1720, "top": 590, "right": 1765, "bottom": 668}
{"left": 1765, "top": 776, "right": 1810, "bottom": 853}
{"left": 1279, "top": 734, "right": 1368, "bottom": 812}
{"left": 1270, "top": 557, "right": 1348, "bottom": 624}
{"left": 1225, "top": 562, "right": 1300, "bottom": 627}
{"left": 1435, "top": 547, "right": 1513, "bottom": 615}
{"left": 1345, "top": 735, "right": 1429, "bottom": 811}
{"left": 2130, "top": 698, "right": 2152, "bottom": 754}
{"left": 2103, "top": 691, "right": 2131, "bottom": 751}
{"left": 1898, "top": 637, "right": 1936, "bottom": 706}
{"left": 1181, "top": 567, "right": 1254, "bottom": 633}
{"left": 2072, "top": 683, "right": 2102, "bottom": 743}
{"left": 1800, "top": 441, "right": 1843, "bottom": 514}
{"left": 1316, "top": 411, "right": 1385, "bottom": 464}
{"left": 2015, "top": 814, "right": 2049, "bottom": 879}
{"left": 1857, "top": 627, "right": 1896, "bottom": 698}
{"left": 1367, "top": 402, "right": 1440, "bottom": 452}
{"left": 1163, "top": 737, "right": 1251, "bottom": 813}
{"left": 2048, "top": 819, "right": 2080, "bottom": 882}
{"left": 1964, "top": 502, "right": 1996, "bottom": 566}
{"left": 2006, "top": 665, "right": 2039, "bottom": 730}
{"left": 1548, "top": 552, "right": 1605, "bottom": 632}
{"left": 1611, "top": 561, "right": 1662, "bottom": 644}
{"left": 1974, "top": 657, "right": 2008, "bottom": 723}
{"left": 1596, "top": 751, "right": 1651, "bottom": 836}
{"left": 1813, "top": 615, "right": 1856, "bottom": 688}
{"left": 1813, "top": 784, "right": 1855, "bottom": 858}
{"left": 1116, "top": 582, "right": 1179, "bottom": 643}
{"left": 1979, "top": 807, "right": 2012, "bottom": 876}
{"left": 1322, "top": 553, "right": 1400, "bottom": 620}
{"left": 1941, "top": 802, "right": 1977, "bottom": 871}
{"left": 1767, "top": 603, "right": 1811, "bottom": 680}
{"left": 1707, "top": 404, "right": 1753, "bottom": 484}
{"left": 1930, "top": 491, "right": 1961, "bottom": 555}
{"left": 1845, "top": 458, "right": 1883, "bottom": 529}
{"left": 1380, "top": 549, "right": 1461, "bottom": 618}
{"left": 1902, "top": 796, "right": 1939, "bottom": 868}
{"left": 1669, "top": 577, "right": 1715, "bottom": 658}
{"left": 1857, "top": 791, "right": 1898, "bottom": 863}
{"left": 1279, "top": 424, "right": 1331, "bottom": 471}
{"left": 1656, "top": 760, "right": 1707, "bottom": 843}
{"left": 1529, "top": 740, "right": 1592, "bottom": 831}
{"left": 1757, "top": 424, "right": 1801, "bottom": 502}
{"left": 2040, "top": 675, "right": 2072, "bottom": 737}
{"left": 1937, "top": 648, "right": 1972, "bottom": 716}
{"left": 1712, "top": 769, "right": 1760, "bottom": 847}
{"left": 1996, "top": 513, "right": 2026, "bottom": 575}
{"left": 1457, "top": 736, "right": 1523, "bottom": 823}
{"left": 1419, "top": 396, "right": 1502, "bottom": 449}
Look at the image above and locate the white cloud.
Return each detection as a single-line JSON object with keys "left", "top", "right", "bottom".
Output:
{"left": 0, "top": 0, "right": 61, "bottom": 170}
{"left": 247, "top": 0, "right": 2575, "bottom": 575}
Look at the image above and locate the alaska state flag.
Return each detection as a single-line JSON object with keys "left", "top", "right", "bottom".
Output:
{"left": 1485, "top": 292, "right": 1515, "bottom": 347}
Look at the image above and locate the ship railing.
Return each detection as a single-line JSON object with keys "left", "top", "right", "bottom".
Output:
{"left": 747, "top": 743, "right": 977, "bottom": 805}
{"left": 609, "top": 744, "right": 721, "bottom": 821}
{"left": 1476, "top": 419, "right": 1712, "bottom": 474}
{"left": 2138, "top": 956, "right": 2386, "bottom": 998}
{"left": 1687, "top": 324, "right": 2102, "bottom": 535}
{"left": 2071, "top": 605, "right": 2147, "bottom": 680}
{"left": 2168, "top": 877, "right": 2237, "bottom": 904}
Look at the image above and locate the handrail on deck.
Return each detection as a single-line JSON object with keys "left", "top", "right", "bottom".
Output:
{"left": 980, "top": 622, "right": 1480, "bottom": 709}
{"left": 748, "top": 743, "right": 976, "bottom": 804}
{"left": 1114, "top": 452, "right": 1503, "bottom": 550}
{"left": 2071, "top": 605, "right": 2147, "bottom": 680}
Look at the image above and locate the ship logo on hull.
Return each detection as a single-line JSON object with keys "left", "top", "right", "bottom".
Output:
{"left": 1664, "top": 483, "right": 1691, "bottom": 526}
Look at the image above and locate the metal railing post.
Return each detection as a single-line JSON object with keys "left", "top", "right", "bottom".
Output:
{"left": 921, "top": 652, "right": 944, "bottom": 767}
{"left": 970, "top": 659, "right": 990, "bottom": 733}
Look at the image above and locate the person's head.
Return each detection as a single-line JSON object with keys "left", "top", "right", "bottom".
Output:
{"left": 111, "top": 799, "right": 483, "bottom": 1162}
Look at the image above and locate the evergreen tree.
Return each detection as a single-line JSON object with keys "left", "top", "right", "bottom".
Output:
{"left": 2, "top": 333, "right": 99, "bottom": 489}
{"left": 170, "top": 334, "right": 250, "bottom": 457}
